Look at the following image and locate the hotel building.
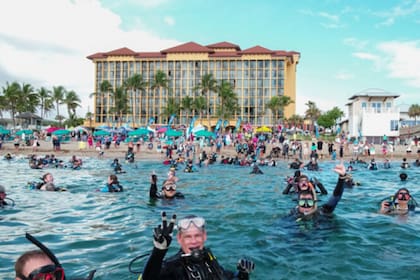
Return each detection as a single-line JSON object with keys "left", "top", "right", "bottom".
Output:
{"left": 87, "top": 41, "right": 300, "bottom": 128}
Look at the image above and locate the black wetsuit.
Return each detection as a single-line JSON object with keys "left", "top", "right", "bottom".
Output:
{"left": 142, "top": 247, "right": 248, "bottom": 280}
{"left": 149, "top": 185, "right": 185, "bottom": 200}
{"left": 290, "top": 174, "right": 345, "bottom": 220}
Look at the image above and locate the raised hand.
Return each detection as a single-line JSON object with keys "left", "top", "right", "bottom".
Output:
{"left": 237, "top": 257, "right": 255, "bottom": 274}
{"left": 333, "top": 163, "right": 346, "bottom": 176}
{"left": 153, "top": 212, "right": 176, "bottom": 250}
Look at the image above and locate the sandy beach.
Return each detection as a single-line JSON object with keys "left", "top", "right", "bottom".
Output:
{"left": 1, "top": 138, "right": 418, "bottom": 163}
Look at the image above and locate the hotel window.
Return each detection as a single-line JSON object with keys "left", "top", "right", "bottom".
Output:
{"left": 390, "top": 120, "right": 398, "bottom": 131}
{"left": 361, "top": 102, "right": 367, "bottom": 109}
{"left": 371, "top": 102, "right": 381, "bottom": 113}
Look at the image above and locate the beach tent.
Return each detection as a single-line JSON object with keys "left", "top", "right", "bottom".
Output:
{"left": 194, "top": 130, "right": 214, "bottom": 138}
{"left": 165, "top": 130, "right": 183, "bottom": 137}
{"left": 52, "top": 129, "right": 71, "bottom": 136}
{"left": 128, "top": 128, "right": 149, "bottom": 136}
{"left": 93, "top": 130, "right": 111, "bottom": 136}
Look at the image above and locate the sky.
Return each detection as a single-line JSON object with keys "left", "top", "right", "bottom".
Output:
{"left": 0, "top": 0, "right": 419, "bottom": 119}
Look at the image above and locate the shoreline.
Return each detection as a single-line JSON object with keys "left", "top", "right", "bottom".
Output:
{"left": 1, "top": 139, "right": 418, "bottom": 163}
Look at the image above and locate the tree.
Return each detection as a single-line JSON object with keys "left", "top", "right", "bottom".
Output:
{"left": 36, "top": 87, "right": 53, "bottom": 119}
{"left": 266, "top": 95, "right": 294, "bottom": 124}
{"left": 52, "top": 86, "right": 66, "bottom": 126}
{"left": 161, "top": 97, "right": 180, "bottom": 124}
{"left": 181, "top": 95, "right": 194, "bottom": 123}
{"left": 287, "top": 114, "right": 304, "bottom": 129}
{"left": 193, "top": 73, "right": 218, "bottom": 127}
{"left": 216, "top": 80, "right": 239, "bottom": 120}
{"left": 124, "top": 74, "right": 148, "bottom": 126}
{"left": 110, "top": 86, "right": 130, "bottom": 127}
{"left": 1, "top": 81, "right": 20, "bottom": 127}
{"left": 85, "top": 111, "right": 94, "bottom": 129}
{"left": 408, "top": 104, "right": 420, "bottom": 125}
{"left": 316, "top": 107, "right": 344, "bottom": 132}
{"left": 305, "top": 101, "right": 321, "bottom": 130}
{"left": 63, "top": 90, "right": 81, "bottom": 121}
{"left": 91, "top": 80, "right": 113, "bottom": 126}
{"left": 150, "top": 70, "right": 169, "bottom": 123}
{"left": 17, "top": 83, "right": 38, "bottom": 114}
{"left": 193, "top": 96, "right": 207, "bottom": 125}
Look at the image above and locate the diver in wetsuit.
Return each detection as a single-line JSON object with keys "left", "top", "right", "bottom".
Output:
{"left": 379, "top": 187, "right": 417, "bottom": 215}
{"left": 100, "top": 174, "right": 123, "bottom": 192}
{"left": 283, "top": 173, "right": 328, "bottom": 196}
{"left": 140, "top": 212, "right": 255, "bottom": 280}
{"left": 290, "top": 164, "right": 346, "bottom": 221}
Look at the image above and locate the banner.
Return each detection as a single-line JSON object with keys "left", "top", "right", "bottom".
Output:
{"left": 215, "top": 119, "right": 223, "bottom": 132}
{"left": 234, "top": 117, "right": 242, "bottom": 132}
{"left": 168, "top": 114, "right": 176, "bottom": 126}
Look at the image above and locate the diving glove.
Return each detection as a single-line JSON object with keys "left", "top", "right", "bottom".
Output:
{"left": 237, "top": 257, "right": 255, "bottom": 275}
{"left": 153, "top": 212, "right": 176, "bottom": 250}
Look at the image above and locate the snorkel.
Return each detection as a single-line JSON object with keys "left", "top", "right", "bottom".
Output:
{"left": 24, "top": 233, "right": 96, "bottom": 280}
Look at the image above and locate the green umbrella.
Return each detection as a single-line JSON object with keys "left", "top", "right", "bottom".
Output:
{"left": 16, "top": 129, "right": 33, "bottom": 136}
{"left": 194, "top": 130, "right": 214, "bottom": 138}
{"left": 52, "top": 129, "right": 71, "bottom": 136}
{"left": 0, "top": 128, "right": 10, "bottom": 134}
{"left": 128, "top": 128, "right": 149, "bottom": 136}
{"left": 165, "top": 129, "right": 183, "bottom": 137}
{"left": 93, "top": 130, "right": 111, "bottom": 136}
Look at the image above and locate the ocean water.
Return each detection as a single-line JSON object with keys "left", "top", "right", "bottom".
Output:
{"left": 0, "top": 155, "right": 419, "bottom": 280}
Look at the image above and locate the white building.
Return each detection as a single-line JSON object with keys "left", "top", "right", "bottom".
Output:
{"left": 346, "top": 88, "right": 400, "bottom": 143}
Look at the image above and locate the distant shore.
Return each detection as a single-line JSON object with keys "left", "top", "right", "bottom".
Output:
{"left": 1, "top": 139, "right": 418, "bottom": 163}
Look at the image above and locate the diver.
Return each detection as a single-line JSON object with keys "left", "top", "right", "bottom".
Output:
{"left": 160, "top": 181, "right": 184, "bottom": 199}
{"left": 99, "top": 174, "right": 123, "bottom": 192}
{"left": 399, "top": 172, "right": 408, "bottom": 181}
{"left": 111, "top": 158, "right": 125, "bottom": 174}
{"left": 4, "top": 153, "right": 13, "bottom": 161}
{"left": 367, "top": 159, "right": 378, "bottom": 170}
{"left": 70, "top": 155, "right": 83, "bottom": 170}
{"left": 38, "top": 173, "right": 63, "bottom": 191}
{"left": 383, "top": 158, "right": 391, "bottom": 169}
{"left": 137, "top": 212, "right": 255, "bottom": 280}
{"left": 379, "top": 187, "right": 417, "bottom": 215}
{"left": 283, "top": 173, "right": 328, "bottom": 195}
{"left": 126, "top": 150, "right": 135, "bottom": 163}
{"left": 184, "top": 159, "right": 195, "bottom": 173}
{"left": 401, "top": 158, "right": 410, "bottom": 169}
{"left": 0, "top": 185, "right": 14, "bottom": 208}
{"left": 149, "top": 173, "right": 159, "bottom": 199}
{"left": 289, "top": 164, "right": 347, "bottom": 221}
{"left": 289, "top": 158, "right": 302, "bottom": 169}
{"left": 303, "top": 157, "right": 319, "bottom": 171}
{"left": 15, "top": 233, "right": 95, "bottom": 280}
{"left": 250, "top": 163, "right": 263, "bottom": 174}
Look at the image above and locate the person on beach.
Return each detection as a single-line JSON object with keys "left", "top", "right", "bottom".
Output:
{"left": 290, "top": 164, "right": 347, "bottom": 221}
{"left": 99, "top": 174, "right": 123, "bottom": 192}
{"left": 140, "top": 212, "right": 255, "bottom": 280}
{"left": 379, "top": 187, "right": 417, "bottom": 215}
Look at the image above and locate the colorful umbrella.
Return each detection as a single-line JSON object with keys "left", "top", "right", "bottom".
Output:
{"left": 157, "top": 127, "right": 168, "bottom": 133}
{"left": 194, "top": 130, "right": 214, "bottom": 138}
{"left": 255, "top": 126, "right": 272, "bottom": 133}
{"left": 52, "top": 129, "right": 71, "bottom": 136}
{"left": 93, "top": 130, "right": 111, "bottom": 136}
{"left": 0, "top": 128, "right": 10, "bottom": 134}
{"left": 16, "top": 129, "right": 33, "bottom": 136}
{"left": 128, "top": 128, "right": 149, "bottom": 136}
{"left": 165, "top": 130, "right": 183, "bottom": 137}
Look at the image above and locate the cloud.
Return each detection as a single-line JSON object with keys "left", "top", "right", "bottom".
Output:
{"left": 335, "top": 71, "right": 354, "bottom": 80}
{"left": 352, "top": 52, "right": 380, "bottom": 61}
{"left": 164, "top": 16, "right": 176, "bottom": 26}
{"left": 343, "top": 37, "right": 369, "bottom": 50}
{"left": 126, "top": 0, "right": 171, "bottom": 8}
{"left": 378, "top": 41, "right": 420, "bottom": 87}
{"left": 0, "top": 0, "right": 180, "bottom": 117}
{"left": 318, "top": 12, "right": 339, "bottom": 22}
{"left": 374, "top": 0, "right": 420, "bottom": 27}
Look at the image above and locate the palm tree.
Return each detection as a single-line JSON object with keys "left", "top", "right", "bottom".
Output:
{"left": 36, "top": 87, "right": 53, "bottom": 119}
{"left": 266, "top": 95, "right": 294, "bottom": 124}
{"left": 63, "top": 90, "right": 81, "bottom": 120}
{"left": 85, "top": 111, "right": 94, "bottom": 129}
{"left": 181, "top": 96, "right": 194, "bottom": 124}
{"left": 287, "top": 114, "right": 304, "bottom": 131}
{"left": 408, "top": 104, "right": 420, "bottom": 125}
{"left": 124, "top": 73, "right": 148, "bottom": 127}
{"left": 110, "top": 86, "right": 130, "bottom": 127}
{"left": 161, "top": 97, "right": 180, "bottom": 124}
{"left": 17, "top": 83, "right": 38, "bottom": 114}
{"left": 305, "top": 100, "right": 321, "bottom": 130}
{"left": 193, "top": 73, "right": 218, "bottom": 127}
{"left": 216, "top": 80, "right": 239, "bottom": 120}
{"left": 52, "top": 86, "right": 66, "bottom": 126}
{"left": 193, "top": 96, "right": 207, "bottom": 126}
{"left": 150, "top": 70, "right": 169, "bottom": 124}
{"left": 90, "top": 80, "right": 113, "bottom": 126}
{"left": 1, "top": 81, "right": 20, "bottom": 127}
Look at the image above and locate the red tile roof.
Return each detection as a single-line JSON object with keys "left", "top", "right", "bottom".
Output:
{"left": 160, "top": 41, "right": 214, "bottom": 54}
{"left": 208, "top": 52, "right": 241, "bottom": 57}
{"left": 106, "top": 47, "right": 137, "bottom": 56}
{"left": 206, "top": 41, "right": 241, "bottom": 51}
{"left": 86, "top": 52, "right": 107, "bottom": 59}
{"left": 240, "top": 45, "right": 275, "bottom": 54}
{"left": 137, "top": 52, "right": 166, "bottom": 58}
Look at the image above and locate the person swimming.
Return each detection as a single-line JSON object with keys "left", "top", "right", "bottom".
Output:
{"left": 379, "top": 187, "right": 417, "bottom": 215}
{"left": 99, "top": 174, "right": 123, "bottom": 193}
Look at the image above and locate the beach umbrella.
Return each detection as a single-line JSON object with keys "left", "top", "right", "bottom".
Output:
{"left": 194, "top": 130, "right": 214, "bottom": 138}
{"left": 128, "top": 128, "right": 149, "bottom": 136}
{"left": 255, "top": 126, "right": 272, "bottom": 133}
{"left": 96, "top": 125, "right": 111, "bottom": 130}
{"left": 157, "top": 127, "right": 168, "bottom": 133}
{"left": 0, "top": 128, "right": 10, "bottom": 134}
{"left": 46, "top": 127, "right": 62, "bottom": 133}
{"left": 93, "top": 130, "right": 111, "bottom": 136}
{"left": 165, "top": 129, "right": 183, "bottom": 137}
{"left": 16, "top": 129, "right": 33, "bottom": 136}
{"left": 52, "top": 129, "right": 71, "bottom": 136}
